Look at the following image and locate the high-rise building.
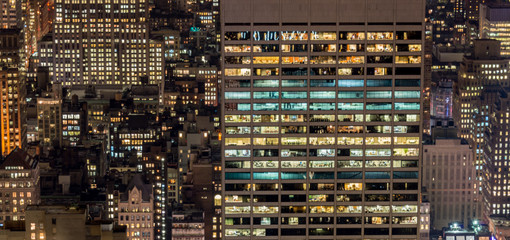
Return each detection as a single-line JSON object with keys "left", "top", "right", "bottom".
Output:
{"left": 0, "top": 0, "right": 21, "bottom": 29}
{"left": 52, "top": 0, "right": 164, "bottom": 86}
{"left": 427, "top": 0, "right": 456, "bottom": 44}
{"left": 480, "top": 3, "right": 510, "bottom": 56}
{"left": 221, "top": 0, "right": 425, "bottom": 238}
{"left": 141, "top": 146, "right": 167, "bottom": 240}
{"left": 483, "top": 88, "right": 510, "bottom": 217}
{"left": 37, "top": 95, "right": 62, "bottom": 147}
{"left": 0, "top": 29, "right": 27, "bottom": 155}
{"left": 453, "top": 39, "right": 509, "bottom": 201}
{"left": 466, "top": 0, "right": 486, "bottom": 22}
{"left": 422, "top": 139, "right": 479, "bottom": 230}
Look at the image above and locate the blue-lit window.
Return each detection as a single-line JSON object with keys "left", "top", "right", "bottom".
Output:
{"left": 338, "top": 79, "right": 364, "bottom": 87}
{"left": 253, "top": 31, "right": 280, "bottom": 41}
{"left": 253, "top": 80, "right": 279, "bottom": 88}
{"left": 367, "top": 79, "right": 392, "bottom": 87}
{"left": 395, "top": 91, "right": 420, "bottom": 99}
{"left": 237, "top": 104, "right": 251, "bottom": 111}
{"left": 224, "top": 103, "right": 251, "bottom": 111}
{"left": 254, "top": 91, "right": 279, "bottom": 99}
{"left": 282, "top": 68, "right": 308, "bottom": 76}
{"left": 338, "top": 103, "right": 364, "bottom": 110}
{"left": 393, "top": 171, "right": 418, "bottom": 179}
{"left": 253, "top": 103, "right": 279, "bottom": 111}
{"left": 225, "top": 172, "right": 250, "bottom": 180}
{"left": 365, "top": 172, "right": 391, "bottom": 179}
{"left": 282, "top": 92, "right": 307, "bottom": 99}
{"left": 311, "top": 79, "right": 336, "bottom": 87}
{"left": 337, "top": 172, "right": 362, "bottom": 179}
{"left": 282, "top": 79, "right": 307, "bottom": 87}
{"left": 395, "top": 79, "right": 420, "bottom": 87}
{"left": 253, "top": 172, "right": 279, "bottom": 180}
{"left": 281, "top": 172, "right": 307, "bottom": 180}
{"left": 310, "top": 91, "right": 336, "bottom": 99}
{"left": 225, "top": 92, "right": 250, "bottom": 99}
{"left": 395, "top": 102, "right": 420, "bottom": 110}
{"left": 338, "top": 91, "right": 364, "bottom": 99}
{"left": 310, "top": 103, "right": 335, "bottom": 111}
{"left": 366, "top": 102, "right": 392, "bottom": 110}
{"left": 282, "top": 102, "right": 307, "bottom": 111}
{"left": 310, "top": 172, "right": 335, "bottom": 179}
{"left": 367, "top": 91, "right": 392, "bottom": 98}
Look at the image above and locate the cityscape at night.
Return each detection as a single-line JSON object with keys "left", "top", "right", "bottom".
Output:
{"left": 1, "top": 0, "right": 510, "bottom": 239}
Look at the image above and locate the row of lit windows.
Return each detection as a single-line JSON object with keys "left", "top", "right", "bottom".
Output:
{"left": 225, "top": 194, "right": 417, "bottom": 204}
{"left": 224, "top": 44, "right": 421, "bottom": 53}
{"left": 225, "top": 91, "right": 420, "bottom": 99}
{"left": 225, "top": 31, "right": 421, "bottom": 41}
{"left": 224, "top": 67, "right": 421, "bottom": 76}
{"left": 223, "top": 102, "right": 420, "bottom": 111}
{"left": 224, "top": 56, "right": 421, "bottom": 65}
{"left": 0, "top": 181, "right": 33, "bottom": 188}
{"left": 225, "top": 216, "right": 417, "bottom": 226}
{"left": 225, "top": 160, "right": 417, "bottom": 169}
{"left": 224, "top": 204, "right": 418, "bottom": 214}
{"left": 226, "top": 79, "right": 420, "bottom": 88}
{"left": 226, "top": 137, "right": 418, "bottom": 149}
{"left": 226, "top": 126, "right": 417, "bottom": 136}
{"left": 225, "top": 114, "right": 419, "bottom": 123}
{"left": 224, "top": 227, "right": 417, "bottom": 237}
{"left": 225, "top": 182, "right": 417, "bottom": 192}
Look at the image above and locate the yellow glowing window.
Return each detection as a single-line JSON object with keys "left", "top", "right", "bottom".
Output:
{"left": 252, "top": 56, "right": 279, "bottom": 64}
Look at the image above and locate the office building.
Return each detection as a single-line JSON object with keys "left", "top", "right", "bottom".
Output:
{"left": 52, "top": 0, "right": 164, "bottom": 86}
{"left": 453, "top": 39, "right": 509, "bottom": 190}
{"left": 0, "top": 148, "right": 40, "bottom": 224}
{"left": 141, "top": 146, "right": 167, "bottom": 240}
{"left": 483, "top": 88, "right": 510, "bottom": 218}
{"left": 480, "top": 3, "right": 510, "bottom": 56}
{"left": 422, "top": 139, "right": 480, "bottom": 230}
{"left": 466, "top": 0, "right": 486, "bottom": 22}
{"left": 427, "top": 0, "right": 456, "bottom": 44}
{"left": 37, "top": 95, "right": 62, "bottom": 147}
{"left": 221, "top": 0, "right": 424, "bottom": 238}
{"left": 0, "top": 29, "right": 26, "bottom": 155}
{"left": 0, "top": 0, "right": 20, "bottom": 29}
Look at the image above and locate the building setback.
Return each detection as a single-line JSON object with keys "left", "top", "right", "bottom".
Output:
{"left": 480, "top": 3, "right": 510, "bottom": 57}
{"left": 221, "top": 0, "right": 425, "bottom": 238}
